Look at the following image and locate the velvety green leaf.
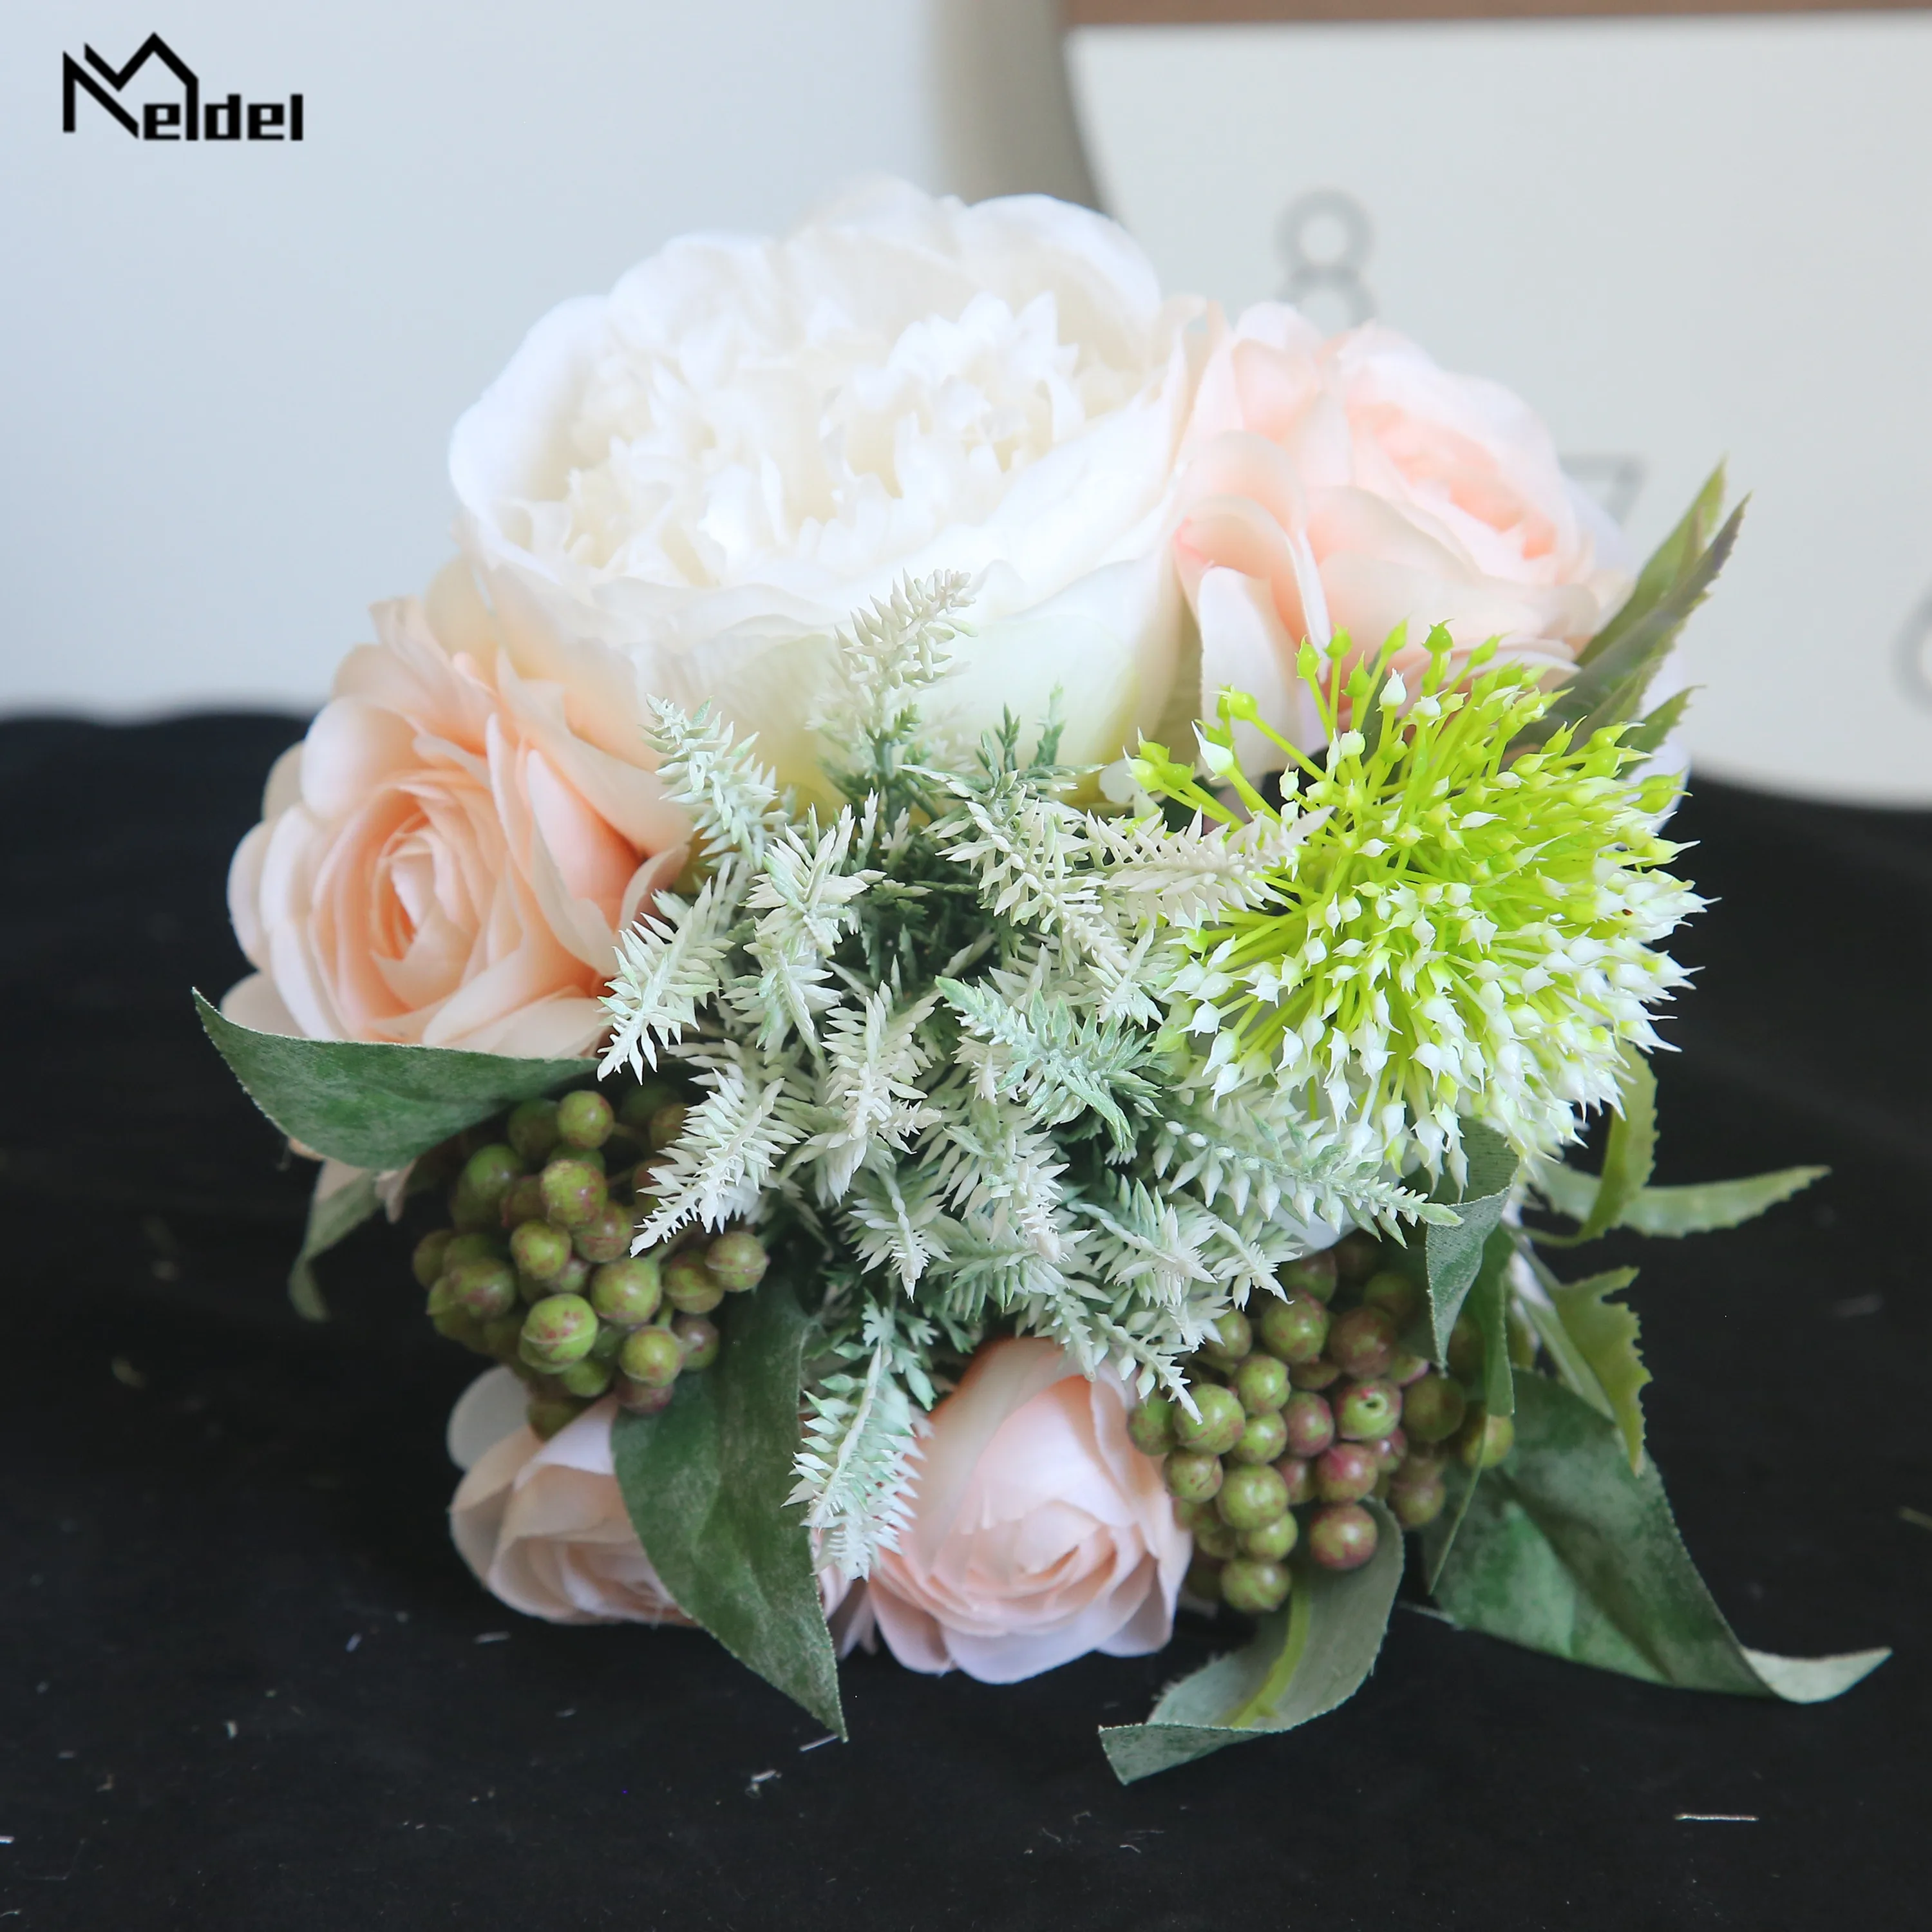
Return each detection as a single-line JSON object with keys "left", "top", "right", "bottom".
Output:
{"left": 196, "top": 990, "right": 587, "bottom": 1170}
{"left": 1099, "top": 1504, "right": 1403, "bottom": 1783}
{"left": 1548, "top": 1269, "right": 1648, "bottom": 1470}
{"left": 1435, "top": 1374, "right": 1888, "bottom": 1700}
{"left": 611, "top": 1279, "right": 844, "bottom": 1739}
{"left": 1577, "top": 1048, "right": 1656, "bottom": 1242}
{"left": 1421, "top": 1124, "right": 1519, "bottom": 1363}
{"left": 288, "top": 1168, "right": 379, "bottom": 1321}
{"left": 1533, "top": 1161, "right": 1826, "bottom": 1238}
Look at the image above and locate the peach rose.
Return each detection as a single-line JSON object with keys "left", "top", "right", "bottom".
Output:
{"left": 865, "top": 1339, "right": 1189, "bottom": 1683}
{"left": 446, "top": 1370, "right": 865, "bottom": 1636}
{"left": 1176, "top": 305, "right": 1633, "bottom": 755}
{"left": 223, "top": 567, "right": 688, "bottom": 1058}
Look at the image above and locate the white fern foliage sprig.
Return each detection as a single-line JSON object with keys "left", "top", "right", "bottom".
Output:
{"left": 601, "top": 571, "right": 1435, "bottom": 1571}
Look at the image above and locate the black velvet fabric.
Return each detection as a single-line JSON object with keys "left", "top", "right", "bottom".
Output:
{"left": 0, "top": 714, "right": 1924, "bottom": 1930}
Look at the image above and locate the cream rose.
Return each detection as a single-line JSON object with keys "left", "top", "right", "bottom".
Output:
{"left": 864, "top": 1339, "right": 1189, "bottom": 1684}
{"left": 449, "top": 180, "right": 1205, "bottom": 790}
{"left": 223, "top": 569, "right": 688, "bottom": 1058}
{"left": 446, "top": 1370, "right": 866, "bottom": 1637}
{"left": 1175, "top": 305, "right": 1633, "bottom": 755}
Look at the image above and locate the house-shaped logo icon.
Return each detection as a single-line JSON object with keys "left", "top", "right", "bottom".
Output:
{"left": 62, "top": 33, "right": 303, "bottom": 141}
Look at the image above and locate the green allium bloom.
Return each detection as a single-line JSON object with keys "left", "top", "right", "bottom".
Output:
{"left": 1131, "top": 629, "right": 1701, "bottom": 1184}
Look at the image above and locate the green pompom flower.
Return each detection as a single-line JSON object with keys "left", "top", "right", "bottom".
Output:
{"left": 1132, "top": 627, "right": 1700, "bottom": 1182}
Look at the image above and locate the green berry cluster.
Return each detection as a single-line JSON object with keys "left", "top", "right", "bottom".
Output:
{"left": 412, "top": 1079, "right": 768, "bottom": 1437}
{"left": 1128, "top": 1231, "right": 1518, "bottom": 1614}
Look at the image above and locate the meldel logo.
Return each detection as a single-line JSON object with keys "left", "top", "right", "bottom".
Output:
{"left": 62, "top": 33, "right": 304, "bottom": 141}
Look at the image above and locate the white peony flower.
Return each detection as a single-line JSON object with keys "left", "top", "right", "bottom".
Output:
{"left": 449, "top": 180, "right": 1206, "bottom": 791}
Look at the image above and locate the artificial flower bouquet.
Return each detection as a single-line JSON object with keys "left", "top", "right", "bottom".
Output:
{"left": 202, "top": 184, "right": 1885, "bottom": 1778}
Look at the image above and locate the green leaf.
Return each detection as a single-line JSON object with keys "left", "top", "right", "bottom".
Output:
{"left": 195, "top": 990, "right": 587, "bottom": 1170}
{"left": 1434, "top": 1374, "right": 1888, "bottom": 1701}
{"left": 1417, "top": 1225, "right": 1515, "bottom": 1589}
{"left": 611, "top": 1278, "right": 845, "bottom": 1739}
{"left": 1579, "top": 464, "right": 1728, "bottom": 668}
{"left": 1099, "top": 1504, "right": 1403, "bottom": 1783}
{"left": 1576, "top": 1048, "right": 1656, "bottom": 1242}
{"left": 1526, "top": 469, "right": 1742, "bottom": 745}
{"left": 1533, "top": 1162, "right": 1826, "bottom": 1238}
{"left": 1419, "top": 1123, "right": 1519, "bottom": 1363}
{"left": 1621, "top": 685, "right": 1696, "bottom": 758}
{"left": 288, "top": 1168, "right": 379, "bottom": 1321}
{"left": 1548, "top": 1268, "right": 1648, "bottom": 1470}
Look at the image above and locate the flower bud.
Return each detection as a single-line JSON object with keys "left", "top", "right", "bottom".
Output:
{"left": 591, "top": 1255, "right": 662, "bottom": 1327}
{"left": 1258, "top": 1293, "right": 1329, "bottom": 1364}
{"left": 1201, "top": 1309, "right": 1253, "bottom": 1367}
{"left": 481, "top": 1312, "right": 524, "bottom": 1360}
{"left": 1456, "top": 1407, "right": 1516, "bottom": 1469}
{"left": 663, "top": 1250, "right": 724, "bottom": 1314}
{"left": 509, "top": 1220, "right": 573, "bottom": 1287}
{"left": 672, "top": 1312, "right": 721, "bottom": 1370}
{"left": 1388, "top": 1349, "right": 1431, "bottom": 1387}
{"left": 1289, "top": 1357, "right": 1341, "bottom": 1391}
{"left": 630, "top": 1157, "right": 668, "bottom": 1207}
{"left": 558, "top": 1357, "right": 614, "bottom": 1399}
{"left": 556, "top": 1089, "right": 615, "bottom": 1150}
{"left": 1274, "top": 1455, "right": 1316, "bottom": 1507}
{"left": 1336, "top": 1377, "right": 1401, "bottom": 1441}
{"left": 1314, "top": 1441, "right": 1380, "bottom": 1503}
{"left": 520, "top": 1293, "right": 598, "bottom": 1369}
{"left": 1219, "top": 1558, "right": 1293, "bottom": 1615}
{"left": 591, "top": 1320, "right": 626, "bottom": 1361}
{"left": 527, "top": 1397, "right": 582, "bottom": 1439}
{"left": 1402, "top": 1371, "right": 1468, "bottom": 1444}
{"left": 1192, "top": 1513, "right": 1241, "bottom": 1561}
{"left": 1240, "top": 1511, "right": 1299, "bottom": 1562}
{"left": 1233, "top": 1353, "right": 1289, "bottom": 1414}
{"left": 573, "top": 1204, "right": 634, "bottom": 1265}
{"left": 648, "top": 1103, "right": 688, "bottom": 1151}
{"left": 1370, "top": 1426, "right": 1408, "bottom": 1475}
{"left": 499, "top": 1175, "right": 547, "bottom": 1228}
{"left": 1331, "top": 1230, "right": 1382, "bottom": 1285}
{"left": 704, "top": 1229, "right": 769, "bottom": 1293}
{"left": 1230, "top": 1409, "right": 1289, "bottom": 1466}
{"left": 1388, "top": 1468, "right": 1447, "bottom": 1529}
{"left": 1362, "top": 1269, "right": 1423, "bottom": 1332}
{"left": 446, "top": 1256, "right": 518, "bottom": 1322}
{"left": 459, "top": 1144, "right": 524, "bottom": 1215}
{"left": 412, "top": 1230, "right": 454, "bottom": 1290}
{"left": 445, "top": 1230, "right": 506, "bottom": 1269}
{"left": 615, "top": 1376, "right": 676, "bottom": 1416}
{"left": 619, "top": 1081, "right": 678, "bottom": 1132}
{"left": 1327, "top": 1305, "right": 1397, "bottom": 1378}
{"left": 1308, "top": 1502, "right": 1379, "bottom": 1571}
{"left": 540, "top": 1156, "right": 607, "bottom": 1229}
{"left": 618, "top": 1324, "right": 683, "bottom": 1390}
{"left": 506, "top": 1099, "right": 560, "bottom": 1166}
{"left": 1183, "top": 1554, "right": 1225, "bottom": 1604}
{"left": 1447, "top": 1311, "right": 1484, "bottom": 1383}
{"left": 1163, "top": 1450, "right": 1224, "bottom": 1502}
{"left": 1276, "top": 1249, "right": 1338, "bottom": 1303}
{"left": 1282, "top": 1389, "right": 1335, "bottom": 1459}
{"left": 550, "top": 1251, "right": 591, "bottom": 1298}
{"left": 448, "top": 1181, "right": 500, "bottom": 1234}
{"left": 1173, "top": 1384, "right": 1247, "bottom": 1456}
{"left": 1216, "top": 1462, "right": 1289, "bottom": 1531}
{"left": 1128, "top": 1397, "right": 1177, "bottom": 1456}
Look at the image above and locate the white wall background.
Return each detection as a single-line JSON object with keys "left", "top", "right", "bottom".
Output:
{"left": 0, "top": 0, "right": 1092, "bottom": 714}
{"left": 6, "top": 3, "right": 1929, "bottom": 803}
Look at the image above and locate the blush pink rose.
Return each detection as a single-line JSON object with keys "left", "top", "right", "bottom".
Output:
{"left": 223, "top": 567, "right": 689, "bottom": 1059}
{"left": 446, "top": 1370, "right": 866, "bottom": 1637}
{"left": 864, "top": 1338, "right": 1188, "bottom": 1683}
{"left": 1175, "top": 305, "right": 1633, "bottom": 754}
